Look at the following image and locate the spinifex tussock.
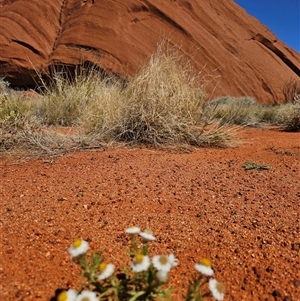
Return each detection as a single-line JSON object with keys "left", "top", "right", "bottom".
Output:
{"left": 1, "top": 44, "right": 238, "bottom": 154}
{"left": 0, "top": 85, "right": 38, "bottom": 152}
{"left": 0, "top": 79, "right": 91, "bottom": 155}
{"left": 35, "top": 67, "right": 103, "bottom": 126}
{"left": 83, "top": 44, "right": 235, "bottom": 148}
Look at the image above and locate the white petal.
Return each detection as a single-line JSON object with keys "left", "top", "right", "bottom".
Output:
{"left": 76, "top": 291, "right": 98, "bottom": 301}
{"left": 69, "top": 240, "right": 89, "bottom": 258}
{"left": 209, "top": 278, "right": 225, "bottom": 301}
{"left": 125, "top": 226, "right": 141, "bottom": 234}
{"left": 195, "top": 263, "right": 214, "bottom": 276}
{"left": 98, "top": 263, "right": 115, "bottom": 280}
{"left": 156, "top": 270, "right": 169, "bottom": 282}
{"left": 132, "top": 255, "right": 150, "bottom": 272}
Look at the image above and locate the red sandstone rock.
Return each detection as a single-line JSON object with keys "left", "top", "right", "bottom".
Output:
{"left": 0, "top": 0, "right": 299, "bottom": 103}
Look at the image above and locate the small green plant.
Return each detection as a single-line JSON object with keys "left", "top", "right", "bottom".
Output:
{"left": 56, "top": 227, "right": 225, "bottom": 301}
{"left": 242, "top": 161, "right": 271, "bottom": 170}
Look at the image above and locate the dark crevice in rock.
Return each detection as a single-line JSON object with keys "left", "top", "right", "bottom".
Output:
{"left": 51, "top": 0, "right": 68, "bottom": 54}
{"left": 65, "top": 43, "right": 100, "bottom": 54}
{"left": 143, "top": 0, "right": 192, "bottom": 38}
{"left": 131, "top": 4, "right": 149, "bottom": 13}
{"left": 11, "top": 39, "right": 42, "bottom": 57}
{"left": 261, "top": 79, "right": 274, "bottom": 98}
{"left": 253, "top": 34, "right": 300, "bottom": 77}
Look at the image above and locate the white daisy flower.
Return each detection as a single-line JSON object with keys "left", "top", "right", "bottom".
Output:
{"left": 57, "top": 289, "right": 77, "bottom": 301}
{"left": 156, "top": 270, "right": 169, "bottom": 283}
{"left": 69, "top": 238, "right": 89, "bottom": 258}
{"left": 125, "top": 226, "right": 141, "bottom": 235}
{"left": 195, "top": 258, "right": 214, "bottom": 276}
{"left": 152, "top": 255, "right": 172, "bottom": 272}
{"left": 168, "top": 253, "right": 178, "bottom": 267}
{"left": 131, "top": 253, "right": 151, "bottom": 272}
{"left": 75, "top": 290, "right": 98, "bottom": 301}
{"left": 209, "top": 278, "right": 225, "bottom": 301}
{"left": 139, "top": 229, "right": 155, "bottom": 241}
{"left": 97, "top": 262, "right": 115, "bottom": 280}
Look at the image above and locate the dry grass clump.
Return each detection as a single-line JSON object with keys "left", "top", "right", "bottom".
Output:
{"left": 115, "top": 48, "right": 207, "bottom": 145}
{"left": 1, "top": 46, "right": 242, "bottom": 154}
{"left": 276, "top": 94, "right": 300, "bottom": 132}
{"left": 205, "top": 96, "right": 259, "bottom": 126}
{"left": 0, "top": 83, "right": 34, "bottom": 151}
{"left": 115, "top": 49, "right": 205, "bottom": 145}
{"left": 204, "top": 96, "right": 286, "bottom": 126}
{"left": 283, "top": 78, "right": 300, "bottom": 102}
{"left": 82, "top": 45, "right": 234, "bottom": 147}
{"left": 80, "top": 79, "right": 124, "bottom": 137}
{"left": 0, "top": 80, "right": 88, "bottom": 155}
{"left": 205, "top": 95, "right": 300, "bottom": 132}
{"left": 280, "top": 78, "right": 300, "bottom": 131}
{"left": 108, "top": 48, "right": 232, "bottom": 146}
{"left": 35, "top": 68, "right": 102, "bottom": 126}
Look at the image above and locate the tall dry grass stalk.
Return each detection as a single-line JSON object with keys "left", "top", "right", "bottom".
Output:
{"left": 1, "top": 45, "right": 245, "bottom": 154}
{"left": 34, "top": 68, "right": 104, "bottom": 126}
{"left": 82, "top": 44, "right": 235, "bottom": 147}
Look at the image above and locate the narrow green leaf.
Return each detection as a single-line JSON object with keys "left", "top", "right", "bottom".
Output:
{"left": 128, "top": 291, "right": 146, "bottom": 301}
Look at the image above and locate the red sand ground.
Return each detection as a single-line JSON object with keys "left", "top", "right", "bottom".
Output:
{"left": 1, "top": 127, "right": 299, "bottom": 301}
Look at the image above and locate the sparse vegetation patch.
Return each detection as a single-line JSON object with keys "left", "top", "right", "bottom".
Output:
{"left": 242, "top": 161, "right": 271, "bottom": 170}
{"left": 0, "top": 47, "right": 237, "bottom": 154}
{"left": 1, "top": 47, "right": 299, "bottom": 156}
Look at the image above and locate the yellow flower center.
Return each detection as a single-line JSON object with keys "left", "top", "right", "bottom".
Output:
{"left": 135, "top": 253, "right": 144, "bottom": 264}
{"left": 216, "top": 281, "right": 225, "bottom": 293}
{"left": 144, "top": 229, "right": 153, "bottom": 235}
{"left": 57, "top": 291, "right": 67, "bottom": 301}
{"left": 72, "top": 238, "right": 82, "bottom": 249}
{"left": 200, "top": 258, "right": 211, "bottom": 267}
{"left": 159, "top": 255, "right": 168, "bottom": 265}
{"left": 99, "top": 262, "right": 107, "bottom": 272}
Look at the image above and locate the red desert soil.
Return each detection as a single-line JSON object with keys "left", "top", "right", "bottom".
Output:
{"left": 1, "top": 127, "right": 299, "bottom": 301}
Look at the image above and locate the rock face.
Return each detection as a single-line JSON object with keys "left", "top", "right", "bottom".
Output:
{"left": 0, "top": 0, "right": 299, "bottom": 103}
